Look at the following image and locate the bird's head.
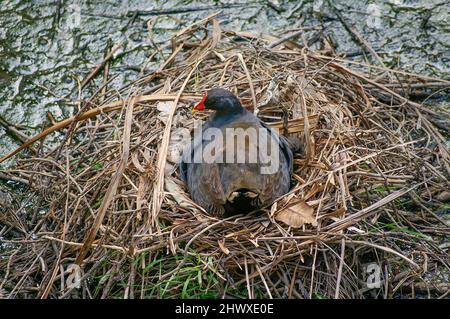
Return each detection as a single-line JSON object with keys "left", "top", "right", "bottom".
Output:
{"left": 192, "top": 88, "right": 243, "bottom": 114}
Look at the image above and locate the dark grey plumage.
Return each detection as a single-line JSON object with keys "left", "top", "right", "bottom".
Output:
{"left": 180, "top": 88, "right": 293, "bottom": 216}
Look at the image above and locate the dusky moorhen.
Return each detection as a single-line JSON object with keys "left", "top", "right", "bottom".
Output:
{"left": 180, "top": 88, "right": 293, "bottom": 216}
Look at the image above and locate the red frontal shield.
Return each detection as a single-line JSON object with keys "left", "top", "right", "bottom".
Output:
{"left": 192, "top": 92, "right": 207, "bottom": 113}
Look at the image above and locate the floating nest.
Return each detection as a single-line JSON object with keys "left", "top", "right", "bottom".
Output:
{"left": 1, "top": 15, "right": 449, "bottom": 299}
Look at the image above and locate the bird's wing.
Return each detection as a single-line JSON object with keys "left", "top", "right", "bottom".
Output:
{"left": 179, "top": 126, "right": 206, "bottom": 183}
{"left": 188, "top": 163, "right": 226, "bottom": 216}
{"left": 258, "top": 119, "right": 294, "bottom": 174}
{"left": 255, "top": 117, "right": 293, "bottom": 204}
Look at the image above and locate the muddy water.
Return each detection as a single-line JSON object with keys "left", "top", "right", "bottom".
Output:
{"left": 0, "top": 0, "right": 449, "bottom": 165}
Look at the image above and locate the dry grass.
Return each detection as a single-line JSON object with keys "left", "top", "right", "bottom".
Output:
{"left": 0, "top": 15, "right": 449, "bottom": 299}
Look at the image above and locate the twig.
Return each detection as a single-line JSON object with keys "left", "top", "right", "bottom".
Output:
{"left": 0, "top": 93, "right": 200, "bottom": 164}
{"left": 267, "top": 29, "right": 304, "bottom": 49}
{"left": 0, "top": 115, "right": 31, "bottom": 145}
{"left": 75, "top": 94, "right": 136, "bottom": 265}
{"left": 328, "top": 1, "right": 386, "bottom": 69}
{"left": 127, "top": 4, "right": 252, "bottom": 17}
{"left": 78, "top": 42, "right": 123, "bottom": 91}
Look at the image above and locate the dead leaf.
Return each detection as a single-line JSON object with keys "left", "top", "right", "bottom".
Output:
{"left": 156, "top": 101, "right": 175, "bottom": 124}
{"left": 275, "top": 200, "right": 317, "bottom": 228}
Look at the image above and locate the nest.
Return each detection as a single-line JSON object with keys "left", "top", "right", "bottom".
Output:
{"left": 1, "top": 15, "right": 449, "bottom": 299}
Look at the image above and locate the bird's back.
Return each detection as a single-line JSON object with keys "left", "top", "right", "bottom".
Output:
{"left": 181, "top": 109, "right": 292, "bottom": 213}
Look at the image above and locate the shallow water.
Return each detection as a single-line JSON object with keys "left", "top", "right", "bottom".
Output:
{"left": 0, "top": 0, "right": 449, "bottom": 163}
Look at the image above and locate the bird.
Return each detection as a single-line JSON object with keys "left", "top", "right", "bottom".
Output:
{"left": 180, "top": 88, "right": 293, "bottom": 217}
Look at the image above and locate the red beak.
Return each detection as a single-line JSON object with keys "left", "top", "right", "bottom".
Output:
{"left": 192, "top": 92, "right": 207, "bottom": 113}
